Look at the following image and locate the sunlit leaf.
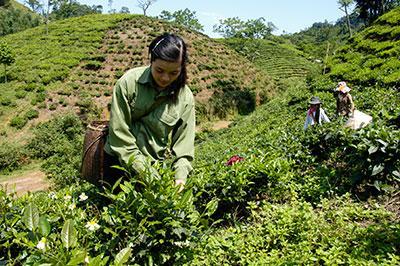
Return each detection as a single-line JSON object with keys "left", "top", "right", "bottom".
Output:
{"left": 61, "top": 219, "right": 77, "bottom": 249}
{"left": 179, "top": 189, "right": 193, "bottom": 207}
{"left": 368, "top": 145, "right": 378, "bottom": 154}
{"left": 205, "top": 199, "right": 219, "bottom": 217}
{"left": 22, "top": 203, "right": 39, "bottom": 231}
{"left": 372, "top": 164, "right": 384, "bottom": 176}
{"left": 114, "top": 247, "right": 131, "bottom": 266}
{"left": 38, "top": 216, "right": 51, "bottom": 236}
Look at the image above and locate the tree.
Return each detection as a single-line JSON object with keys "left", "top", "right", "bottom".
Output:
{"left": 338, "top": 0, "right": 354, "bottom": 37}
{"left": 25, "top": 0, "right": 43, "bottom": 13}
{"left": 243, "top": 18, "right": 277, "bottom": 39}
{"left": 137, "top": 0, "right": 157, "bottom": 16}
{"left": 355, "top": 0, "right": 400, "bottom": 24}
{"left": 108, "top": 0, "right": 115, "bottom": 13}
{"left": 0, "top": 41, "right": 15, "bottom": 83}
{"left": 120, "top": 6, "right": 130, "bottom": 14}
{"left": 159, "top": 8, "right": 204, "bottom": 32}
{"left": 0, "top": 5, "right": 41, "bottom": 36}
{"left": 213, "top": 17, "right": 276, "bottom": 39}
{"left": 0, "top": 0, "right": 10, "bottom": 7}
{"left": 50, "top": 0, "right": 101, "bottom": 20}
{"left": 44, "top": 0, "right": 53, "bottom": 35}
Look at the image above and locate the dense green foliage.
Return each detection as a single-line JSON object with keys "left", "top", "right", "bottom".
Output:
{"left": 1, "top": 76, "right": 398, "bottom": 264}
{"left": 0, "top": 8, "right": 399, "bottom": 265}
{"left": 50, "top": 0, "right": 102, "bottom": 20}
{"left": 0, "top": 0, "right": 41, "bottom": 36}
{"left": 190, "top": 197, "right": 398, "bottom": 265}
{"left": 328, "top": 7, "right": 400, "bottom": 87}
{"left": 0, "top": 40, "right": 15, "bottom": 82}
{"left": 213, "top": 17, "right": 276, "bottom": 39}
{"left": 27, "top": 113, "right": 84, "bottom": 186}
{"left": 159, "top": 8, "right": 204, "bottom": 32}
{"left": 356, "top": 0, "right": 400, "bottom": 24}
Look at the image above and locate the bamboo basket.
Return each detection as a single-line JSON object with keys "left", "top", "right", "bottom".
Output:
{"left": 81, "top": 121, "right": 109, "bottom": 186}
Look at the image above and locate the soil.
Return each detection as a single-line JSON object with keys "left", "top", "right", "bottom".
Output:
{"left": 212, "top": 120, "right": 232, "bottom": 130}
{"left": 0, "top": 170, "right": 49, "bottom": 196}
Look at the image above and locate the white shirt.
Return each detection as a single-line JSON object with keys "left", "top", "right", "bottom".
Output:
{"left": 304, "top": 108, "right": 330, "bottom": 130}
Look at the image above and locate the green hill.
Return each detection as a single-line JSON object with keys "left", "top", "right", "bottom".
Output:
{"left": 0, "top": 9, "right": 399, "bottom": 266}
{"left": 327, "top": 7, "right": 400, "bottom": 87}
{"left": 222, "top": 37, "right": 319, "bottom": 81}
{"left": 0, "top": 14, "right": 275, "bottom": 144}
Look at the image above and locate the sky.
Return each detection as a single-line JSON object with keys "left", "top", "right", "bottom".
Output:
{"left": 18, "top": 0, "right": 353, "bottom": 37}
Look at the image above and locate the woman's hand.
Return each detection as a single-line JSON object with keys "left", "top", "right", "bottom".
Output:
{"left": 175, "top": 179, "right": 185, "bottom": 192}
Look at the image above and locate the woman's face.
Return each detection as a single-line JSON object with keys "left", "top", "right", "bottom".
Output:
{"left": 151, "top": 59, "right": 182, "bottom": 89}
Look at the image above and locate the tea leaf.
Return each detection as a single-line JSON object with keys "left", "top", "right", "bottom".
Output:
{"left": 114, "top": 247, "right": 131, "bottom": 266}
{"left": 67, "top": 250, "right": 86, "bottom": 265}
{"left": 372, "top": 164, "right": 384, "bottom": 176}
{"left": 38, "top": 216, "right": 51, "bottom": 236}
{"left": 179, "top": 189, "right": 193, "bottom": 207}
{"left": 205, "top": 199, "right": 219, "bottom": 217}
{"left": 22, "top": 203, "right": 39, "bottom": 231}
{"left": 61, "top": 219, "right": 77, "bottom": 249}
{"left": 368, "top": 145, "right": 379, "bottom": 154}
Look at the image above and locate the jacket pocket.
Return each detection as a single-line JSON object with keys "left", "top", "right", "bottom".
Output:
{"left": 158, "top": 109, "right": 179, "bottom": 127}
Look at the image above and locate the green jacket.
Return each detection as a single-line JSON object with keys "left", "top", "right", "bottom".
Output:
{"left": 104, "top": 66, "right": 195, "bottom": 181}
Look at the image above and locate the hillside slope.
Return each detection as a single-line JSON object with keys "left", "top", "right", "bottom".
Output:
{"left": 222, "top": 38, "right": 319, "bottom": 81}
{"left": 327, "top": 7, "right": 400, "bottom": 87}
{"left": 0, "top": 14, "right": 275, "bottom": 145}
{"left": 0, "top": 10, "right": 399, "bottom": 265}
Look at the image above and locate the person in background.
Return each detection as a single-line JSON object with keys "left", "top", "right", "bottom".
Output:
{"left": 104, "top": 33, "right": 195, "bottom": 190}
{"left": 335, "top": 81, "right": 355, "bottom": 118}
{"left": 304, "top": 96, "right": 330, "bottom": 130}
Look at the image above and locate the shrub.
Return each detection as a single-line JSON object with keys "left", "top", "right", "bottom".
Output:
{"left": 9, "top": 116, "right": 28, "bottom": 129}
{"left": 114, "top": 70, "right": 124, "bottom": 79}
{"left": 15, "top": 90, "right": 27, "bottom": 99}
{"left": 0, "top": 141, "right": 28, "bottom": 173}
{"left": 25, "top": 109, "right": 39, "bottom": 120}
{"left": 27, "top": 114, "right": 84, "bottom": 186}
{"left": 84, "top": 61, "right": 102, "bottom": 70}
{"left": 48, "top": 103, "right": 57, "bottom": 110}
{"left": 0, "top": 97, "right": 13, "bottom": 106}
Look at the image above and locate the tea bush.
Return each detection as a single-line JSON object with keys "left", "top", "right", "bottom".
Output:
{"left": 9, "top": 115, "right": 28, "bottom": 129}
{"left": 0, "top": 141, "right": 29, "bottom": 173}
{"left": 189, "top": 196, "right": 399, "bottom": 265}
{"left": 27, "top": 113, "right": 84, "bottom": 186}
{"left": 0, "top": 163, "right": 218, "bottom": 265}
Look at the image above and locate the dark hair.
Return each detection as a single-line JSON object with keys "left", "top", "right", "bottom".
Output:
{"left": 148, "top": 33, "right": 188, "bottom": 100}
{"left": 315, "top": 107, "right": 321, "bottom": 124}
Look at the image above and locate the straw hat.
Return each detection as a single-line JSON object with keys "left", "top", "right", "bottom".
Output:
{"left": 335, "top": 81, "right": 351, "bottom": 93}
{"left": 309, "top": 96, "right": 322, "bottom": 105}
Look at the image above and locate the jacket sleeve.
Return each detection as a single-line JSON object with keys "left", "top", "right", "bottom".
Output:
{"left": 348, "top": 94, "right": 355, "bottom": 114}
{"left": 321, "top": 109, "right": 331, "bottom": 123}
{"left": 171, "top": 93, "right": 195, "bottom": 181}
{"left": 107, "top": 79, "right": 153, "bottom": 174}
{"left": 304, "top": 113, "right": 311, "bottom": 130}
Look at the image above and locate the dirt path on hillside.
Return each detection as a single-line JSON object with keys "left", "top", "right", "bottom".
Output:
{"left": 0, "top": 170, "right": 49, "bottom": 196}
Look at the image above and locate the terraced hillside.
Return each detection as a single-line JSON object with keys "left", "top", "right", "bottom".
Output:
{"left": 223, "top": 38, "right": 319, "bottom": 81}
{"left": 0, "top": 9, "right": 399, "bottom": 266}
{"left": 0, "top": 14, "right": 275, "bottom": 145}
{"left": 327, "top": 7, "right": 400, "bottom": 87}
